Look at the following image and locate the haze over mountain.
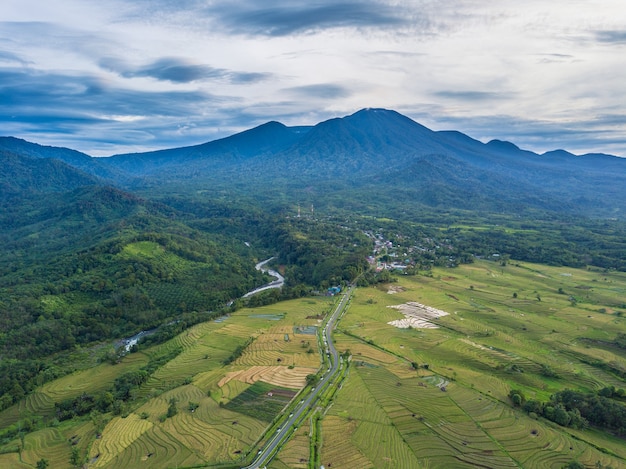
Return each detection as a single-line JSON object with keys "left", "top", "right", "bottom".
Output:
{"left": 2, "top": 108, "right": 625, "bottom": 217}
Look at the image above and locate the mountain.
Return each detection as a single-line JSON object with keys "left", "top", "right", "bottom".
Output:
{"left": 0, "top": 137, "right": 129, "bottom": 183}
{"left": 2, "top": 108, "right": 626, "bottom": 451}
{"left": 104, "top": 121, "right": 310, "bottom": 177}
{"left": 3, "top": 108, "right": 626, "bottom": 217}
{"left": 103, "top": 108, "right": 626, "bottom": 216}
{"left": 0, "top": 149, "right": 100, "bottom": 201}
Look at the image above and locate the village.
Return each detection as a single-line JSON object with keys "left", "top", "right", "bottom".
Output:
{"left": 363, "top": 229, "right": 457, "bottom": 273}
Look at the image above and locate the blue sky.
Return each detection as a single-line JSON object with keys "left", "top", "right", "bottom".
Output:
{"left": 2, "top": 0, "right": 625, "bottom": 156}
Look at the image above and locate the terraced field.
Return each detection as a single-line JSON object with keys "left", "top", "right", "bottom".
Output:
{"left": 218, "top": 365, "right": 315, "bottom": 388}
{"left": 323, "top": 260, "right": 626, "bottom": 468}
{"left": 41, "top": 352, "right": 149, "bottom": 401}
{"left": 272, "top": 421, "right": 313, "bottom": 468}
{"left": 224, "top": 381, "right": 296, "bottom": 422}
{"left": 2, "top": 261, "right": 625, "bottom": 468}
{"left": 21, "top": 427, "right": 71, "bottom": 467}
{"left": 0, "top": 296, "right": 333, "bottom": 468}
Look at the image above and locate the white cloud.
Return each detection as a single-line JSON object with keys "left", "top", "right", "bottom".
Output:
{"left": 0, "top": 0, "right": 625, "bottom": 156}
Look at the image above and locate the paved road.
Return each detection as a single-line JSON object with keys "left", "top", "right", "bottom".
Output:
{"left": 242, "top": 288, "right": 352, "bottom": 469}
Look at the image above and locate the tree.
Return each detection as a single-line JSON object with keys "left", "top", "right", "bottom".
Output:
{"left": 187, "top": 401, "right": 199, "bottom": 412}
{"left": 70, "top": 446, "right": 81, "bottom": 466}
{"left": 508, "top": 389, "right": 526, "bottom": 407}
{"left": 36, "top": 459, "right": 49, "bottom": 469}
{"left": 306, "top": 374, "right": 319, "bottom": 386}
{"left": 167, "top": 397, "right": 178, "bottom": 418}
{"left": 523, "top": 399, "right": 543, "bottom": 415}
{"left": 552, "top": 405, "right": 571, "bottom": 427}
{"left": 565, "top": 462, "right": 584, "bottom": 469}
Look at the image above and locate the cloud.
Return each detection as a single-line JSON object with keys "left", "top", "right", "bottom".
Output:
{"left": 595, "top": 30, "right": 626, "bottom": 44}
{"left": 284, "top": 83, "right": 352, "bottom": 99}
{"left": 0, "top": 68, "right": 219, "bottom": 115}
{"left": 0, "top": 66, "right": 240, "bottom": 153}
{"left": 0, "top": 21, "right": 118, "bottom": 61}
{"left": 204, "top": 0, "right": 411, "bottom": 36}
{"left": 100, "top": 57, "right": 271, "bottom": 84}
{"left": 100, "top": 57, "right": 222, "bottom": 83}
{"left": 433, "top": 90, "right": 509, "bottom": 101}
{"left": 424, "top": 112, "right": 626, "bottom": 157}
{"left": 535, "top": 53, "right": 576, "bottom": 64}
{"left": 0, "top": 50, "right": 30, "bottom": 65}
{"left": 2, "top": 1, "right": 625, "bottom": 157}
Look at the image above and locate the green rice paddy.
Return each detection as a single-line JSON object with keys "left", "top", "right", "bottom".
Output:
{"left": 315, "top": 260, "right": 626, "bottom": 468}
{"left": 2, "top": 261, "right": 625, "bottom": 468}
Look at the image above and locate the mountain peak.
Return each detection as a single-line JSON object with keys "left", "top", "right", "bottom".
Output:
{"left": 486, "top": 139, "right": 521, "bottom": 152}
{"left": 352, "top": 107, "right": 396, "bottom": 115}
{"left": 542, "top": 149, "right": 576, "bottom": 158}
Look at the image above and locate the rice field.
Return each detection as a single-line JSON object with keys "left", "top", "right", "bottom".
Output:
{"left": 89, "top": 414, "right": 154, "bottom": 467}
{"left": 0, "top": 295, "right": 333, "bottom": 468}
{"left": 3, "top": 260, "right": 625, "bottom": 468}
{"left": 0, "top": 453, "right": 30, "bottom": 469}
{"left": 319, "top": 260, "right": 626, "bottom": 468}
{"left": 21, "top": 427, "right": 70, "bottom": 467}
{"left": 271, "top": 422, "right": 312, "bottom": 469}
{"left": 93, "top": 425, "right": 202, "bottom": 469}
{"left": 218, "top": 365, "right": 316, "bottom": 389}
{"left": 224, "top": 381, "right": 296, "bottom": 422}
{"left": 41, "top": 352, "right": 149, "bottom": 401}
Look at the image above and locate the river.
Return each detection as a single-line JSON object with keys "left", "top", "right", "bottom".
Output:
{"left": 120, "top": 257, "right": 283, "bottom": 350}
{"left": 242, "top": 257, "right": 284, "bottom": 298}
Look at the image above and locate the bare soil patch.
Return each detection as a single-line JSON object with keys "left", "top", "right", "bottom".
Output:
{"left": 387, "top": 302, "right": 449, "bottom": 329}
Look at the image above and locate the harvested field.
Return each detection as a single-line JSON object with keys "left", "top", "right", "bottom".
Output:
{"left": 101, "top": 425, "right": 200, "bottom": 469}
{"left": 387, "top": 301, "right": 449, "bottom": 328}
{"left": 274, "top": 423, "right": 311, "bottom": 468}
{"left": 218, "top": 365, "right": 315, "bottom": 389}
{"left": 0, "top": 453, "right": 30, "bottom": 469}
{"left": 320, "top": 416, "right": 373, "bottom": 468}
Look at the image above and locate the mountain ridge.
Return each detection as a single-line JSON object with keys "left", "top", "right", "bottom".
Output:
{"left": 2, "top": 108, "right": 625, "bottom": 217}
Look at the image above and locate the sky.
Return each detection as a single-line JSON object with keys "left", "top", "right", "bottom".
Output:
{"left": 1, "top": 1, "right": 625, "bottom": 157}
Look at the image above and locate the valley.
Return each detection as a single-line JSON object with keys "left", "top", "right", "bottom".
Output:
{"left": 1, "top": 109, "right": 626, "bottom": 468}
